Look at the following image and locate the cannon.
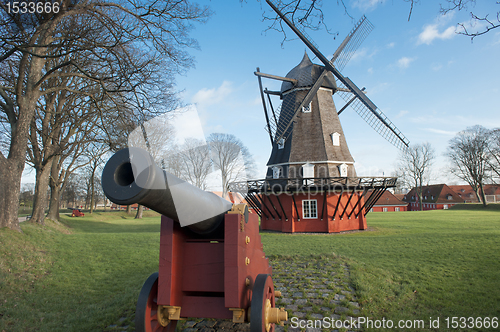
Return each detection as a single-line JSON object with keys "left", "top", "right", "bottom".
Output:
{"left": 102, "top": 147, "right": 287, "bottom": 332}
{"left": 68, "top": 208, "right": 85, "bottom": 217}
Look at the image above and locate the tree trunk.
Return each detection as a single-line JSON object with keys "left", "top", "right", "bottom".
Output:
{"left": 31, "top": 163, "right": 52, "bottom": 224}
{"left": 46, "top": 183, "right": 61, "bottom": 221}
{"left": 135, "top": 205, "right": 143, "bottom": 219}
{"left": 126, "top": 205, "right": 132, "bottom": 214}
{"left": 473, "top": 185, "right": 482, "bottom": 203}
{"left": 47, "top": 160, "right": 62, "bottom": 221}
{"left": 89, "top": 163, "right": 96, "bottom": 214}
{"left": 417, "top": 184, "right": 423, "bottom": 211}
{"left": 478, "top": 182, "right": 488, "bottom": 207}
{"left": 0, "top": 159, "right": 24, "bottom": 232}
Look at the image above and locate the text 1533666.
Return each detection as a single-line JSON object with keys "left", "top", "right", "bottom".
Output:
{"left": 5, "top": 1, "right": 60, "bottom": 14}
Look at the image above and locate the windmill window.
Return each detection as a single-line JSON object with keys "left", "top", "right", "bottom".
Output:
{"left": 447, "top": 195, "right": 453, "bottom": 200}
{"left": 331, "top": 132, "right": 340, "bottom": 146}
{"left": 302, "top": 101, "right": 312, "bottom": 113}
{"left": 272, "top": 167, "right": 281, "bottom": 179}
{"left": 278, "top": 138, "right": 285, "bottom": 149}
{"left": 302, "top": 163, "right": 315, "bottom": 178}
{"left": 302, "top": 199, "right": 317, "bottom": 219}
{"left": 338, "top": 163, "right": 348, "bottom": 177}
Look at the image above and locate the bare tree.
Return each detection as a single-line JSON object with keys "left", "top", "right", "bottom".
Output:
{"left": 398, "top": 143, "right": 436, "bottom": 211}
{"left": 178, "top": 138, "right": 212, "bottom": 190}
{"left": 82, "top": 143, "right": 108, "bottom": 214}
{"left": 19, "top": 183, "right": 34, "bottom": 212}
{"left": 487, "top": 128, "right": 500, "bottom": 183}
{"left": 0, "top": 0, "right": 210, "bottom": 231}
{"left": 46, "top": 124, "right": 98, "bottom": 221}
{"left": 440, "top": 0, "right": 500, "bottom": 40}
{"left": 208, "top": 133, "right": 255, "bottom": 197}
{"left": 62, "top": 173, "right": 86, "bottom": 209}
{"left": 447, "top": 125, "right": 490, "bottom": 206}
{"left": 261, "top": 0, "right": 351, "bottom": 45}
{"left": 405, "top": 0, "right": 499, "bottom": 40}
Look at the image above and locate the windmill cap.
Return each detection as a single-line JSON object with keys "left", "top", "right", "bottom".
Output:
{"left": 281, "top": 52, "right": 337, "bottom": 94}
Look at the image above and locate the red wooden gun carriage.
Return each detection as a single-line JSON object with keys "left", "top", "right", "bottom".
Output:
{"left": 102, "top": 148, "right": 287, "bottom": 332}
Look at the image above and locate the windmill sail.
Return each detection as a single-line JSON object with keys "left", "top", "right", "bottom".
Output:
{"left": 265, "top": 0, "right": 409, "bottom": 150}
{"left": 332, "top": 16, "right": 374, "bottom": 71}
{"left": 267, "top": 11, "right": 374, "bottom": 145}
{"left": 335, "top": 78, "right": 409, "bottom": 150}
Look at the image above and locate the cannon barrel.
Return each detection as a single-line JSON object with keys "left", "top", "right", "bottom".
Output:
{"left": 101, "top": 147, "right": 232, "bottom": 234}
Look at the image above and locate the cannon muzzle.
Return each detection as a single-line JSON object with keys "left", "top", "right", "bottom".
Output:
{"left": 101, "top": 147, "right": 232, "bottom": 234}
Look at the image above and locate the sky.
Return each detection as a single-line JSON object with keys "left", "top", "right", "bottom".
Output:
{"left": 171, "top": 0, "right": 500, "bottom": 186}
{"left": 20, "top": 1, "right": 500, "bottom": 188}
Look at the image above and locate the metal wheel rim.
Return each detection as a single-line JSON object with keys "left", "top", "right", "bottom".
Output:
{"left": 250, "top": 274, "right": 276, "bottom": 332}
{"left": 135, "top": 272, "right": 177, "bottom": 332}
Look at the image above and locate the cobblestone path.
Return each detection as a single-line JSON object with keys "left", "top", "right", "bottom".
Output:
{"left": 107, "top": 255, "right": 361, "bottom": 332}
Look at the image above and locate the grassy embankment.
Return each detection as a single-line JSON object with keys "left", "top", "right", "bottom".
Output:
{"left": 1, "top": 205, "right": 499, "bottom": 331}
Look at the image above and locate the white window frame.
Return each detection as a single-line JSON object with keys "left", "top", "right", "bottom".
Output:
{"left": 338, "top": 163, "right": 348, "bottom": 177}
{"left": 272, "top": 166, "right": 280, "bottom": 179}
{"left": 302, "top": 101, "right": 312, "bottom": 113}
{"left": 278, "top": 138, "right": 285, "bottom": 149}
{"left": 331, "top": 132, "right": 340, "bottom": 146}
{"left": 383, "top": 207, "right": 388, "bottom": 212}
{"left": 302, "top": 163, "right": 315, "bottom": 178}
{"left": 302, "top": 199, "right": 318, "bottom": 219}
{"left": 395, "top": 207, "right": 400, "bottom": 212}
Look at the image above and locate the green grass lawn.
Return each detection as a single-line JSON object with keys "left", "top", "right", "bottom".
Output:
{"left": 1, "top": 208, "right": 499, "bottom": 331}
{"left": 262, "top": 208, "right": 500, "bottom": 330}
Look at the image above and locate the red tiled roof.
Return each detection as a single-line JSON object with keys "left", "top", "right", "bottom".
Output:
{"left": 372, "top": 191, "right": 408, "bottom": 206}
{"left": 448, "top": 184, "right": 500, "bottom": 203}
{"left": 212, "top": 191, "right": 246, "bottom": 204}
{"left": 403, "top": 184, "right": 464, "bottom": 204}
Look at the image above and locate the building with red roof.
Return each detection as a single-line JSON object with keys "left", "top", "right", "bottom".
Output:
{"left": 403, "top": 184, "right": 464, "bottom": 211}
{"left": 448, "top": 184, "right": 500, "bottom": 203}
{"left": 369, "top": 191, "right": 408, "bottom": 212}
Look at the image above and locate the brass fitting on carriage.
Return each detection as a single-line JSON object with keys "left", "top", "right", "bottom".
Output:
{"left": 227, "top": 203, "right": 249, "bottom": 223}
{"left": 265, "top": 299, "right": 288, "bottom": 328}
{"left": 157, "top": 306, "right": 183, "bottom": 327}
{"left": 230, "top": 308, "right": 246, "bottom": 323}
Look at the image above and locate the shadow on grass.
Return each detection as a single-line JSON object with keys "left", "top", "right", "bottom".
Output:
{"left": 450, "top": 203, "right": 500, "bottom": 211}
{"left": 60, "top": 217, "right": 161, "bottom": 234}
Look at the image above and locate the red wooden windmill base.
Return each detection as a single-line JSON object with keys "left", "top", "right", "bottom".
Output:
{"left": 233, "top": 177, "right": 397, "bottom": 233}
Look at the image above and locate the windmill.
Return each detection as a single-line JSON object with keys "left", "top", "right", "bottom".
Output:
{"left": 231, "top": 0, "right": 409, "bottom": 233}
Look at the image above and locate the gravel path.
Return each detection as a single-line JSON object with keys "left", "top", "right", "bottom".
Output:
{"left": 108, "top": 255, "right": 362, "bottom": 332}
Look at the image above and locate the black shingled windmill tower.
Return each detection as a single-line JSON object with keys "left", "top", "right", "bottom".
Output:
{"left": 232, "top": 0, "right": 409, "bottom": 233}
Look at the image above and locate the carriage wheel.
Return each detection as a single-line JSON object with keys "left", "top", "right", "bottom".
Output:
{"left": 250, "top": 274, "right": 276, "bottom": 332}
{"left": 135, "top": 272, "right": 178, "bottom": 332}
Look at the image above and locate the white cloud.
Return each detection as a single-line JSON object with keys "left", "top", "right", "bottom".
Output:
{"left": 349, "top": 47, "right": 378, "bottom": 63}
{"left": 431, "top": 63, "right": 443, "bottom": 71}
{"left": 387, "top": 42, "right": 395, "bottom": 49}
{"left": 367, "top": 67, "right": 373, "bottom": 74}
{"left": 423, "top": 128, "right": 456, "bottom": 136}
{"left": 352, "top": 0, "right": 387, "bottom": 11}
{"left": 417, "top": 24, "right": 456, "bottom": 45}
{"left": 395, "top": 110, "right": 409, "bottom": 119}
{"left": 397, "top": 57, "right": 415, "bottom": 69}
{"left": 191, "top": 81, "right": 233, "bottom": 107}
